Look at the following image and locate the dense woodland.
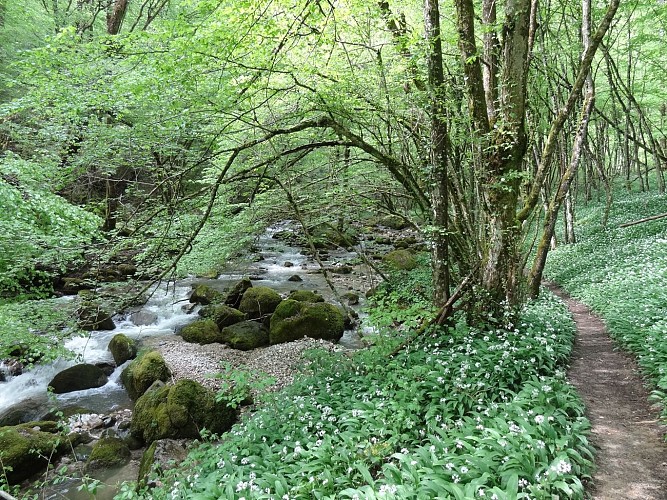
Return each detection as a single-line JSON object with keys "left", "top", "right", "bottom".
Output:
{"left": 1, "top": 0, "right": 667, "bottom": 498}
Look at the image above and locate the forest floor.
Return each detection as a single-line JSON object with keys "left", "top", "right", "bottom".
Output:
{"left": 548, "top": 284, "right": 667, "bottom": 499}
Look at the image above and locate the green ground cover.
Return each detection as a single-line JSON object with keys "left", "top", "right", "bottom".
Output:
{"left": 545, "top": 190, "right": 667, "bottom": 421}
{"left": 116, "top": 267, "right": 593, "bottom": 500}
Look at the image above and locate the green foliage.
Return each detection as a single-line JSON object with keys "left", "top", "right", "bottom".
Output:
{"left": 214, "top": 362, "right": 276, "bottom": 410}
{"left": 0, "top": 297, "right": 77, "bottom": 364}
{"left": 366, "top": 253, "right": 436, "bottom": 333}
{"left": 116, "top": 291, "right": 592, "bottom": 499}
{"left": 546, "top": 190, "right": 667, "bottom": 421}
{"left": 0, "top": 153, "right": 102, "bottom": 298}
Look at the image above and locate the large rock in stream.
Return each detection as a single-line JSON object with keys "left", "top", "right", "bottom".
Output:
{"left": 48, "top": 364, "right": 109, "bottom": 394}
{"left": 180, "top": 319, "right": 221, "bottom": 345}
{"left": 120, "top": 350, "right": 171, "bottom": 400}
{"left": 198, "top": 304, "right": 246, "bottom": 329}
{"left": 189, "top": 284, "right": 225, "bottom": 305}
{"left": 238, "top": 286, "right": 282, "bottom": 319}
{"left": 270, "top": 299, "right": 345, "bottom": 344}
{"left": 220, "top": 320, "right": 270, "bottom": 350}
{"left": 84, "top": 436, "right": 131, "bottom": 472}
{"left": 108, "top": 333, "right": 138, "bottom": 365}
{"left": 130, "top": 379, "right": 236, "bottom": 445}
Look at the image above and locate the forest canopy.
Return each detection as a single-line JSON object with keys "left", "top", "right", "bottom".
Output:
{"left": 0, "top": 0, "right": 665, "bottom": 313}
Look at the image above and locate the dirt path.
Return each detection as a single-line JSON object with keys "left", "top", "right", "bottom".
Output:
{"left": 547, "top": 284, "right": 667, "bottom": 499}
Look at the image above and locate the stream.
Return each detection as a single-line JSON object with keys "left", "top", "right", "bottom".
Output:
{"left": 0, "top": 222, "right": 372, "bottom": 426}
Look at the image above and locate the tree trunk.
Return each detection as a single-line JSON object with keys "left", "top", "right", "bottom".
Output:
{"left": 424, "top": 0, "right": 451, "bottom": 307}
{"left": 107, "top": 0, "right": 129, "bottom": 35}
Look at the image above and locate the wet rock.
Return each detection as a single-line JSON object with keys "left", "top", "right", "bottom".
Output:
{"left": 96, "top": 362, "right": 116, "bottom": 376}
{"left": 220, "top": 320, "right": 270, "bottom": 351}
{"left": 180, "top": 319, "right": 221, "bottom": 345}
{"left": 288, "top": 290, "right": 324, "bottom": 303}
{"left": 342, "top": 292, "right": 360, "bottom": 306}
{"left": 270, "top": 299, "right": 345, "bottom": 344}
{"left": 374, "top": 236, "right": 392, "bottom": 245}
{"left": 224, "top": 278, "right": 253, "bottom": 309}
{"left": 0, "top": 395, "right": 49, "bottom": 426}
{"left": 379, "top": 214, "right": 409, "bottom": 230}
{"left": 198, "top": 304, "right": 246, "bottom": 329}
{"left": 0, "top": 358, "right": 23, "bottom": 378}
{"left": 332, "top": 264, "right": 353, "bottom": 275}
{"left": 108, "top": 333, "right": 138, "bottom": 366}
{"left": 284, "top": 261, "right": 294, "bottom": 267}
{"left": 382, "top": 249, "right": 417, "bottom": 271}
{"left": 287, "top": 274, "right": 303, "bottom": 282}
{"left": 238, "top": 286, "right": 282, "bottom": 319}
{"left": 48, "top": 364, "right": 109, "bottom": 394}
{"left": 0, "top": 421, "right": 70, "bottom": 484}
{"left": 131, "top": 379, "right": 236, "bottom": 445}
{"left": 61, "top": 278, "right": 95, "bottom": 294}
{"left": 85, "top": 437, "right": 131, "bottom": 472}
{"left": 120, "top": 350, "right": 171, "bottom": 400}
{"left": 130, "top": 310, "right": 158, "bottom": 326}
{"left": 77, "top": 304, "right": 115, "bottom": 331}
{"left": 189, "top": 284, "right": 225, "bottom": 305}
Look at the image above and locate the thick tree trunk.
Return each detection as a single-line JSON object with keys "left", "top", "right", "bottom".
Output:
{"left": 107, "top": 0, "right": 129, "bottom": 35}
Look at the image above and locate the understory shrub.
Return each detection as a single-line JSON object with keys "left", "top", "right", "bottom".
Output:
{"left": 116, "top": 290, "right": 593, "bottom": 499}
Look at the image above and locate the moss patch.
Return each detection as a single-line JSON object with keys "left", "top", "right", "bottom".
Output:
{"left": 383, "top": 249, "right": 418, "bottom": 271}
{"left": 180, "top": 319, "right": 221, "bottom": 345}
{"left": 130, "top": 380, "right": 236, "bottom": 445}
{"left": 120, "top": 350, "right": 171, "bottom": 400}
{"left": 108, "top": 333, "right": 138, "bottom": 365}
{"left": 238, "top": 286, "right": 282, "bottom": 319}
{"left": 288, "top": 290, "right": 325, "bottom": 303}
{"left": 198, "top": 304, "right": 246, "bottom": 329}
{"left": 0, "top": 421, "right": 70, "bottom": 484}
{"left": 270, "top": 299, "right": 345, "bottom": 344}
{"left": 85, "top": 437, "right": 131, "bottom": 472}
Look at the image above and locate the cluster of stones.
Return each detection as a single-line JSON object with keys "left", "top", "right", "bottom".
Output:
{"left": 183, "top": 278, "right": 347, "bottom": 350}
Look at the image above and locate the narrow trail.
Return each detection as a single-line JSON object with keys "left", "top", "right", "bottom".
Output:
{"left": 547, "top": 284, "right": 667, "bottom": 499}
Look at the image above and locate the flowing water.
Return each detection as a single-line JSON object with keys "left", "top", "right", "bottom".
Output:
{"left": 0, "top": 222, "right": 368, "bottom": 424}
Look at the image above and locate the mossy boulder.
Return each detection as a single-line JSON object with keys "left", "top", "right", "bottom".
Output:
{"left": 77, "top": 303, "right": 115, "bottom": 331}
{"left": 138, "top": 438, "right": 189, "bottom": 487}
{"left": 224, "top": 278, "right": 253, "bottom": 309}
{"left": 378, "top": 214, "right": 409, "bottom": 230}
{"left": 130, "top": 379, "right": 236, "bottom": 445}
{"left": 382, "top": 249, "right": 418, "bottom": 271}
{"left": 189, "top": 284, "right": 224, "bottom": 305}
{"left": 270, "top": 299, "right": 345, "bottom": 344}
{"left": 120, "top": 350, "right": 171, "bottom": 400}
{"left": 85, "top": 437, "right": 131, "bottom": 472}
{"left": 220, "top": 320, "right": 270, "bottom": 350}
{"left": 198, "top": 304, "right": 246, "bottom": 329}
{"left": 180, "top": 319, "right": 221, "bottom": 345}
{"left": 238, "top": 286, "right": 282, "bottom": 319}
{"left": 48, "top": 364, "right": 108, "bottom": 394}
{"left": 342, "top": 292, "right": 360, "bottom": 306}
{"left": 108, "top": 334, "right": 138, "bottom": 365}
{"left": 309, "top": 223, "right": 359, "bottom": 249}
{"left": 0, "top": 421, "right": 70, "bottom": 484}
{"left": 288, "top": 290, "right": 325, "bottom": 303}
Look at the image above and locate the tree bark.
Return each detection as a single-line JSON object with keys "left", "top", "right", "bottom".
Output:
{"left": 424, "top": 0, "right": 451, "bottom": 306}
{"left": 107, "top": 0, "right": 129, "bottom": 35}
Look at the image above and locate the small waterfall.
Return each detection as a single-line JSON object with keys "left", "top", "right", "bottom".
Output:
{"left": 0, "top": 283, "right": 195, "bottom": 423}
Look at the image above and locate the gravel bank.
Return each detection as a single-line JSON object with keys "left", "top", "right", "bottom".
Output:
{"left": 144, "top": 335, "right": 343, "bottom": 394}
